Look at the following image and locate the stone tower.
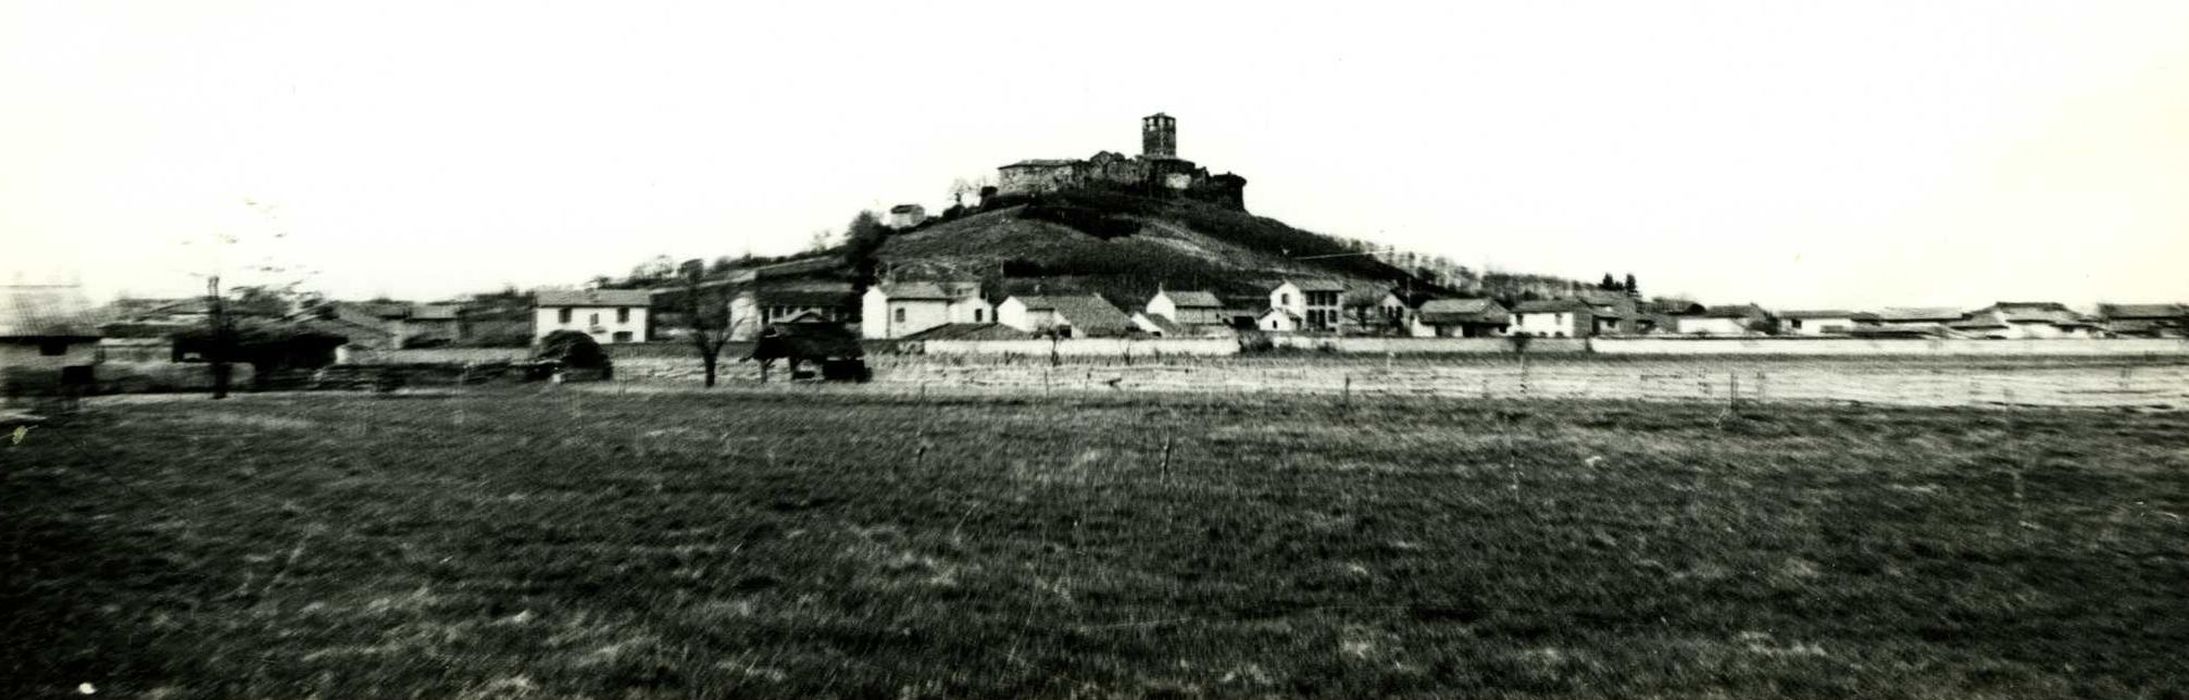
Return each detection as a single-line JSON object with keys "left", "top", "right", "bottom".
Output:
{"left": 1141, "top": 113, "right": 1177, "bottom": 159}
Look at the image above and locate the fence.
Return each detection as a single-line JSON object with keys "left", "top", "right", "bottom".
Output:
{"left": 912, "top": 337, "right": 1240, "bottom": 357}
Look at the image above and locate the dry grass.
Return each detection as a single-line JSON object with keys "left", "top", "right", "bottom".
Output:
{"left": 2, "top": 388, "right": 2185, "bottom": 698}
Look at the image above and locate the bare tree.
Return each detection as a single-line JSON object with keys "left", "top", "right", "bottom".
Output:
{"left": 676, "top": 259, "right": 738, "bottom": 388}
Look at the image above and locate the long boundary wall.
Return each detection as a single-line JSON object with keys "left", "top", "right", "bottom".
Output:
{"left": 1593, "top": 337, "right": 2189, "bottom": 356}
{"left": 1267, "top": 336, "right": 1590, "bottom": 354}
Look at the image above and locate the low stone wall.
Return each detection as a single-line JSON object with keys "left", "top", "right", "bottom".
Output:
{"left": 1593, "top": 337, "right": 2189, "bottom": 357}
{"left": 1266, "top": 336, "right": 1589, "bottom": 354}
{"left": 912, "top": 338, "right": 1240, "bottom": 357}
{"left": 336, "top": 347, "right": 533, "bottom": 365}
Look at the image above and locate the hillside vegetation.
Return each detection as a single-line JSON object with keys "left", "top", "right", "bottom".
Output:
{"left": 866, "top": 189, "right": 1445, "bottom": 303}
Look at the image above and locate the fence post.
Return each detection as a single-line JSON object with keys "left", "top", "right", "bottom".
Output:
{"left": 1343, "top": 373, "right": 1352, "bottom": 410}
{"left": 1728, "top": 371, "right": 1739, "bottom": 410}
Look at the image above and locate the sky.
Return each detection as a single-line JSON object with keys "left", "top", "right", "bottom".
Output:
{"left": 5, "top": 0, "right": 2186, "bottom": 310}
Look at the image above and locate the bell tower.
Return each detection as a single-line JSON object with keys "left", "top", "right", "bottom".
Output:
{"left": 1141, "top": 113, "right": 1176, "bottom": 159}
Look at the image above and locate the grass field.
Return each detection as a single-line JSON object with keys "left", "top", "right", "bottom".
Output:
{"left": 4, "top": 389, "right": 2186, "bottom": 698}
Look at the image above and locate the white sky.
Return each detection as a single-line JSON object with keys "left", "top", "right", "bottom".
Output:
{"left": 5, "top": 1, "right": 2186, "bottom": 310}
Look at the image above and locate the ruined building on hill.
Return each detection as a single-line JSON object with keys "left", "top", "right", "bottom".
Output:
{"left": 996, "top": 113, "right": 1248, "bottom": 210}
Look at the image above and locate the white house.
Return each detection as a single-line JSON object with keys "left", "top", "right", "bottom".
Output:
{"left": 1510, "top": 299, "right": 1592, "bottom": 338}
{"left": 535, "top": 289, "right": 651, "bottom": 344}
{"left": 1676, "top": 304, "right": 1773, "bottom": 336}
{"left": 1256, "top": 308, "right": 1303, "bottom": 332}
{"left": 862, "top": 281, "right": 991, "bottom": 339}
{"left": 1268, "top": 280, "right": 1345, "bottom": 332}
{"left": 1953, "top": 302, "right": 2099, "bottom": 339}
{"left": 1779, "top": 310, "right": 1877, "bottom": 336}
{"left": 885, "top": 204, "right": 927, "bottom": 229}
{"left": 1146, "top": 289, "right": 1225, "bottom": 325}
{"left": 997, "top": 295, "right": 1133, "bottom": 338}
{"left": 1410, "top": 298, "right": 1510, "bottom": 338}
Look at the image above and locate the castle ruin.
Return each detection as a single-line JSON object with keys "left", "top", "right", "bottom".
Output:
{"left": 996, "top": 113, "right": 1248, "bottom": 210}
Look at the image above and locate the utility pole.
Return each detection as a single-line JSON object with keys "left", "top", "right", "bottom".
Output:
{"left": 207, "top": 274, "right": 231, "bottom": 399}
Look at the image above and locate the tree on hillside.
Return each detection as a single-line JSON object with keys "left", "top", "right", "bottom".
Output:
{"left": 675, "top": 258, "right": 738, "bottom": 388}
{"left": 1599, "top": 273, "right": 1619, "bottom": 291}
{"left": 1623, "top": 273, "right": 1639, "bottom": 297}
{"left": 841, "top": 210, "right": 891, "bottom": 295}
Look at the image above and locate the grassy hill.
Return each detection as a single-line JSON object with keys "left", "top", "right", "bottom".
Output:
{"left": 872, "top": 190, "right": 1432, "bottom": 303}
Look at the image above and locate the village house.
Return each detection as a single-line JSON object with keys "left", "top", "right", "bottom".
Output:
{"left": 884, "top": 204, "right": 927, "bottom": 229}
{"left": 534, "top": 289, "right": 650, "bottom": 345}
{"left": 1575, "top": 291, "right": 1640, "bottom": 335}
{"left": 1268, "top": 280, "right": 1345, "bottom": 333}
{"left": 861, "top": 281, "right": 991, "bottom": 339}
{"left": 1146, "top": 289, "right": 1226, "bottom": 326}
{"left": 1872, "top": 307, "right": 1969, "bottom": 335}
{"left": 1509, "top": 299, "right": 1593, "bottom": 338}
{"left": 2097, "top": 303, "right": 2188, "bottom": 338}
{"left": 330, "top": 301, "right": 463, "bottom": 348}
{"left": 997, "top": 294, "right": 1133, "bottom": 338}
{"left": 1778, "top": 310, "right": 1879, "bottom": 336}
{"left": 727, "top": 282, "right": 857, "bottom": 341}
{"left": 1, "top": 285, "right": 101, "bottom": 402}
{"left": 1409, "top": 298, "right": 1510, "bottom": 338}
{"left": 1952, "top": 302, "right": 2100, "bottom": 339}
{"left": 1677, "top": 304, "right": 1774, "bottom": 336}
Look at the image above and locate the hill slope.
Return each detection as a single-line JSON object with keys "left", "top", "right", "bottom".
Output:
{"left": 871, "top": 189, "right": 1431, "bottom": 304}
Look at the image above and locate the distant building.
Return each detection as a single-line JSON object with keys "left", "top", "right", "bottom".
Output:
{"left": 1, "top": 285, "right": 101, "bottom": 401}
{"left": 1409, "top": 298, "right": 1510, "bottom": 338}
{"left": 1677, "top": 304, "right": 1774, "bottom": 336}
{"left": 1146, "top": 289, "right": 1226, "bottom": 326}
{"left": 885, "top": 204, "right": 928, "bottom": 229}
{"left": 330, "top": 301, "right": 462, "bottom": 349}
{"left": 1778, "top": 310, "right": 1879, "bottom": 336}
{"left": 1510, "top": 299, "right": 1594, "bottom": 338}
{"left": 729, "top": 282, "right": 857, "bottom": 341}
{"left": 996, "top": 294, "right": 1133, "bottom": 338}
{"left": 1268, "top": 280, "right": 1345, "bottom": 332}
{"left": 535, "top": 289, "right": 651, "bottom": 344}
{"left": 1953, "top": 302, "right": 2099, "bottom": 339}
{"left": 995, "top": 113, "right": 1248, "bottom": 209}
{"left": 2097, "top": 303, "right": 2189, "bottom": 338}
{"left": 861, "top": 281, "right": 990, "bottom": 339}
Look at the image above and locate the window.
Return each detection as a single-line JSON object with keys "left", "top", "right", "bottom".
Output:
{"left": 1280, "top": 293, "right": 1291, "bottom": 305}
{"left": 39, "top": 340, "right": 68, "bottom": 356}
{"left": 1513, "top": 313, "right": 1525, "bottom": 324}
{"left": 617, "top": 308, "right": 631, "bottom": 323}
{"left": 894, "top": 308, "right": 906, "bottom": 323}
{"left": 611, "top": 331, "right": 633, "bottom": 343}
{"left": 1789, "top": 319, "right": 1803, "bottom": 329}
{"left": 557, "top": 308, "right": 572, "bottom": 324}
{"left": 589, "top": 313, "right": 600, "bottom": 326}
{"left": 974, "top": 309, "right": 984, "bottom": 323}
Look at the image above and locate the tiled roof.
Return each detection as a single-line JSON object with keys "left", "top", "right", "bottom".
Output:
{"left": 900, "top": 323, "right": 1030, "bottom": 341}
{"left": 410, "top": 304, "right": 460, "bottom": 321}
{"left": 1418, "top": 298, "right": 1508, "bottom": 325}
{"left": 1158, "top": 290, "right": 1223, "bottom": 308}
{"left": 875, "top": 281, "right": 979, "bottom": 301}
{"left": 1001, "top": 159, "right": 1080, "bottom": 168}
{"left": 1778, "top": 309, "right": 1867, "bottom": 320}
{"left": 0, "top": 286, "right": 101, "bottom": 338}
{"left": 1875, "top": 307, "right": 1967, "bottom": 322}
{"left": 1282, "top": 279, "right": 1349, "bottom": 292}
{"left": 1013, "top": 295, "right": 1132, "bottom": 334}
{"left": 2097, "top": 303, "right": 2187, "bottom": 320}
{"left": 1702, "top": 304, "right": 1769, "bottom": 319}
{"left": 1513, "top": 299, "right": 1589, "bottom": 313}
{"left": 536, "top": 289, "right": 651, "bottom": 307}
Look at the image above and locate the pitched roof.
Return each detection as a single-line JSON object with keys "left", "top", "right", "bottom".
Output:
{"left": 1875, "top": 307, "right": 1967, "bottom": 322}
{"left": 410, "top": 304, "right": 460, "bottom": 321}
{"left": 900, "top": 323, "right": 1030, "bottom": 341}
{"left": 1133, "top": 313, "right": 1186, "bottom": 336}
{"left": 1777, "top": 309, "right": 1872, "bottom": 320}
{"left": 875, "top": 281, "right": 980, "bottom": 301}
{"left": 1418, "top": 298, "right": 1508, "bottom": 325}
{"left": 2098, "top": 303, "right": 2187, "bottom": 320}
{"left": 536, "top": 289, "right": 651, "bottom": 307}
{"left": 1281, "top": 279, "right": 1349, "bottom": 292}
{"left": 1013, "top": 295, "right": 1132, "bottom": 334}
{"left": 1701, "top": 304, "right": 1770, "bottom": 318}
{"left": 1157, "top": 290, "right": 1223, "bottom": 308}
{"left": 1513, "top": 299, "right": 1589, "bottom": 313}
{"left": 0, "top": 286, "right": 101, "bottom": 338}
{"left": 1001, "top": 158, "right": 1081, "bottom": 168}
{"left": 748, "top": 285, "right": 855, "bottom": 308}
